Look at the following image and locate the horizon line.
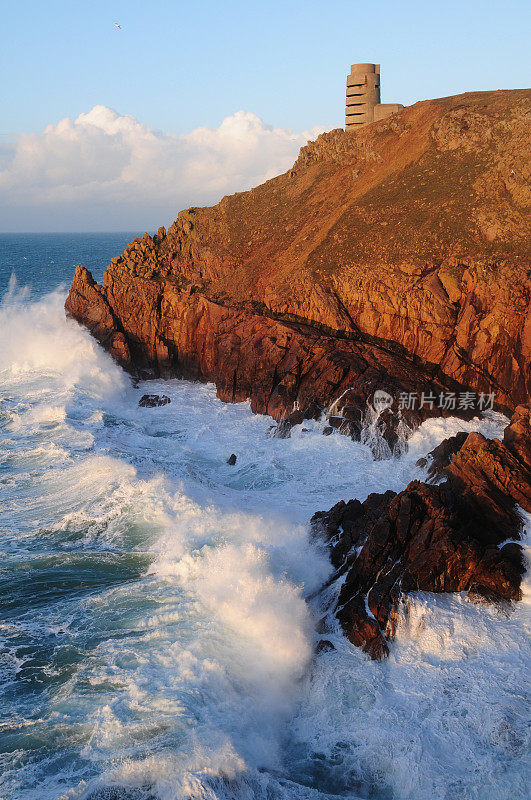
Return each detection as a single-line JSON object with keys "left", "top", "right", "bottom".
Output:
{"left": 0, "top": 230, "right": 145, "bottom": 235}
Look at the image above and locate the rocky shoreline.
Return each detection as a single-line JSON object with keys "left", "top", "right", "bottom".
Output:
{"left": 312, "top": 406, "right": 531, "bottom": 658}
{"left": 65, "top": 88, "right": 530, "bottom": 657}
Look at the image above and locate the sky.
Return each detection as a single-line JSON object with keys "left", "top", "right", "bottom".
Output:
{"left": 0, "top": 0, "right": 529, "bottom": 232}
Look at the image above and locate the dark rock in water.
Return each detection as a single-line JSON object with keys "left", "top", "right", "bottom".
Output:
{"left": 315, "top": 615, "right": 331, "bottom": 634}
{"left": 269, "top": 410, "right": 305, "bottom": 439}
{"left": 227, "top": 453, "right": 237, "bottom": 465}
{"left": 139, "top": 394, "right": 171, "bottom": 407}
{"left": 328, "top": 388, "right": 414, "bottom": 452}
{"left": 374, "top": 407, "right": 400, "bottom": 451}
{"left": 287, "top": 410, "right": 305, "bottom": 426}
{"left": 339, "top": 402, "right": 364, "bottom": 423}
{"left": 322, "top": 426, "right": 333, "bottom": 436}
{"left": 274, "top": 420, "right": 293, "bottom": 439}
{"left": 337, "top": 595, "right": 390, "bottom": 660}
{"left": 327, "top": 414, "right": 361, "bottom": 439}
{"left": 315, "top": 639, "right": 335, "bottom": 654}
{"left": 312, "top": 407, "right": 531, "bottom": 659}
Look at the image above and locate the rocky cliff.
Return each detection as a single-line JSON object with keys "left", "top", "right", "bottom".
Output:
{"left": 65, "top": 89, "right": 531, "bottom": 656}
{"left": 66, "top": 90, "right": 530, "bottom": 428}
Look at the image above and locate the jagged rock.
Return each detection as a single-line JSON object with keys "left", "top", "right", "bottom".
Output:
{"left": 66, "top": 91, "right": 530, "bottom": 438}
{"left": 416, "top": 430, "right": 469, "bottom": 480}
{"left": 445, "top": 431, "right": 531, "bottom": 541}
{"left": 287, "top": 409, "right": 305, "bottom": 426}
{"left": 227, "top": 454, "right": 237, "bottom": 465}
{"left": 337, "top": 595, "right": 390, "bottom": 660}
{"left": 269, "top": 420, "right": 292, "bottom": 439}
{"left": 503, "top": 404, "right": 531, "bottom": 466}
{"left": 312, "top": 408, "right": 531, "bottom": 659}
{"left": 138, "top": 394, "right": 171, "bottom": 407}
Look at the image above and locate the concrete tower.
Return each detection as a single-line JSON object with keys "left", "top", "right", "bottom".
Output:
{"left": 345, "top": 63, "right": 403, "bottom": 129}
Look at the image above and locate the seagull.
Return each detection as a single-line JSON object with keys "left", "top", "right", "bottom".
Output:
{"left": 114, "top": 22, "right": 121, "bottom": 29}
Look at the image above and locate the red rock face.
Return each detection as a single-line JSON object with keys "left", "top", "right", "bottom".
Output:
{"left": 66, "top": 90, "right": 530, "bottom": 426}
{"left": 65, "top": 263, "right": 477, "bottom": 450}
{"left": 312, "top": 407, "right": 531, "bottom": 659}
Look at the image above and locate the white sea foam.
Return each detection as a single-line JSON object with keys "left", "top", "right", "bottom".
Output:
{"left": 0, "top": 284, "right": 528, "bottom": 800}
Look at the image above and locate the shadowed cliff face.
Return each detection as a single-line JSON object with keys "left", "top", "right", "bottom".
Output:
{"left": 66, "top": 89, "right": 531, "bottom": 424}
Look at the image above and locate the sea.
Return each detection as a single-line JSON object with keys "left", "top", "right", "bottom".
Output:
{"left": 0, "top": 233, "right": 529, "bottom": 800}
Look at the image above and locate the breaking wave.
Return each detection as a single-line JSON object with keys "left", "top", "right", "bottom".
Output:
{"left": 0, "top": 280, "right": 529, "bottom": 800}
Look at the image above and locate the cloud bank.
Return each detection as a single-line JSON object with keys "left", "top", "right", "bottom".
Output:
{"left": 0, "top": 107, "right": 323, "bottom": 231}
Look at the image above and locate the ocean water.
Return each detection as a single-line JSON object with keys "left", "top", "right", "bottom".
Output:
{"left": 0, "top": 233, "right": 138, "bottom": 295}
{"left": 0, "top": 236, "right": 529, "bottom": 800}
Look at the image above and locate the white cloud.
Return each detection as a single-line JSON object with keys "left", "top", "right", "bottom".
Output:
{"left": 0, "top": 106, "right": 324, "bottom": 229}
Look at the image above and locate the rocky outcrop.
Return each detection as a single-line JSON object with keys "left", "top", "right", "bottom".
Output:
{"left": 312, "top": 407, "right": 531, "bottom": 658}
{"left": 67, "top": 265, "right": 132, "bottom": 366}
{"left": 66, "top": 90, "right": 531, "bottom": 433}
{"left": 415, "top": 430, "right": 469, "bottom": 480}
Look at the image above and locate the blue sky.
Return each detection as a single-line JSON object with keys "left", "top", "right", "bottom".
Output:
{"left": 2, "top": 0, "right": 530, "bottom": 134}
{"left": 0, "top": 0, "right": 529, "bottom": 231}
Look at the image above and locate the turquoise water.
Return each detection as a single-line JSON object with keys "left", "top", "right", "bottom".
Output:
{"left": 0, "top": 237, "right": 529, "bottom": 800}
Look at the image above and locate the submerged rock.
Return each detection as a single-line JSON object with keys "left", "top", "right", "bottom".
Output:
{"left": 139, "top": 394, "right": 171, "bottom": 407}
{"left": 272, "top": 420, "right": 293, "bottom": 439}
{"left": 315, "top": 639, "right": 335, "bottom": 654}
